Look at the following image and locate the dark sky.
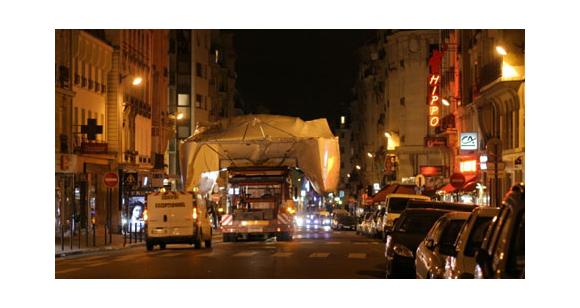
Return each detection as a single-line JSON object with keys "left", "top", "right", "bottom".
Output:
{"left": 230, "top": 30, "right": 374, "bottom": 128}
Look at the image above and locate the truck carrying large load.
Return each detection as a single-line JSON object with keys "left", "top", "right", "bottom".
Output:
{"left": 179, "top": 114, "right": 340, "bottom": 241}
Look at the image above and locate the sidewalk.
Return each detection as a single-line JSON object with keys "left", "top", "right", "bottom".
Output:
{"left": 55, "top": 227, "right": 223, "bottom": 258}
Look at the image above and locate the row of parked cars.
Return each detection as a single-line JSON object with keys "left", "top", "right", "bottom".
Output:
{"left": 357, "top": 194, "right": 431, "bottom": 239}
{"left": 382, "top": 186, "right": 524, "bottom": 279}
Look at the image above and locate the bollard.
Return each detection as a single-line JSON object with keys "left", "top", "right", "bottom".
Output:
{"left": 104, "top": 223, "right": 108, "bottom": 245}
{"left": 85, "top": 224, "right": 89, "bottom": 248}
{"left": 78, "top": 223, "right": 81, "bottom": 249}
{"left": 134, "top": 223, "right": 138, "bottom": 243}
{"left": 123, "top": 223, "right": 127, "bottom": 247}
{"left": 61, "top": 224, "right": 65, "bottom": 251}
{"left": 69, "top": 221, "right": 73, "bottom": 250}
{"left": 92, "top": 224, "right": 96, "bottom": 247}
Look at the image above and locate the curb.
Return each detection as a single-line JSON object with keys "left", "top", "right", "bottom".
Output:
{"left": 56, "top": 232, "right": 223, "bottom": 258}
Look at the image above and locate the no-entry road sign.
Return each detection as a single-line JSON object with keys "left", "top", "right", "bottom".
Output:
{"left": 104, "top": 172, "right": 119, "bottom": 188}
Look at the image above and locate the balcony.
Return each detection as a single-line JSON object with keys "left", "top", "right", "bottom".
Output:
{"left": 478, "top": 59, "right": 502, "bottom": 90}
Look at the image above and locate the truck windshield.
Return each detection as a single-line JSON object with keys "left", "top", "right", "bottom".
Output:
{"left": 230, "top": 183, "right": 283, "bottom": 221}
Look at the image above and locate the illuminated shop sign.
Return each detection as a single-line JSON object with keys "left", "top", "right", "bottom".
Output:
{"left": 460, "top": 160, "right": 478, "bottom": 173}
{"left": 460, "top": 132, "right": 478, "bottom": 150}
{"left": 428, "top": 49, "right": 442, "bottom": 128}
{"left": 428, "top": 74, "right": 441, "bottom": 127}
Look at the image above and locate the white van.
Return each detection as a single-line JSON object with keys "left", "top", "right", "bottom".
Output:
{"left": 145, "top": 191, "right": 212, "bottom": 251}
{"left": 379, "top": 194, "right": 431, "bottom": 238}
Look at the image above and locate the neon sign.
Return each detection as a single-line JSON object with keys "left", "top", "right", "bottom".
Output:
{"left": 428, "top": 74, "right": 441, "bottom": 127}
{"left": 460, "top": 160, "right": 477, "bottom": 173}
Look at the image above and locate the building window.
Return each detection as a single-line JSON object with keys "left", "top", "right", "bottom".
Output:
{"left": 196, "top": 63, "right": 202, "bottom": 77}
{"left": 74, "top": 107, "right": 78, "bottom": 127}
{"left": 81, "top": 109, "right": 86, "bottom": 127}
{"left": 400, "top": 97, "right": 405, "bottom": 106}
{"left": 195, "top": 95, "right": 202, "bottom": 108}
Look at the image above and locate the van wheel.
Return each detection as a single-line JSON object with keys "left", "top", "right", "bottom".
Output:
{"left": 205, "top": 239, "right": 212, "bottom": 248}
{"left": 146, "top": 241, "right": 154, "bottom": 251}
{"left": 194, "top": 235, "right": 202, "bottom": 249}
{"left": 159, "top": 243, "right": 166, "bottom": 250}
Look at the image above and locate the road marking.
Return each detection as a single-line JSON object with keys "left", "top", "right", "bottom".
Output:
{"left": 326, "top": 241, "right": 341, "bottom": 245}
{"left": 348, "top": 253, "right": 367, "bottom": 259}
{"left": 159, "top": 252, "right": 183, "bottom": 257}
{"left": 354, "top": 242, "right": 369, "bottom": 245}
{"left": 112, "top": 255, "right": 143, "bottom": 262}
{"left": 233, "top": 252, "right": 258, "bottom": 257}
{"left": 271, "top": 252, "right": 292, "bottom": 257}
{"left": 85, "top": 261, "right": 110, "bottom": 268}
{"left": 370, "top": 242, "right": 381, "bottom": 245}
{"left": 309, "top": 253, "right": 330, "bottom": 258}
{"left": 298, "top": 241, "right": 314, "bottom": 244}
{"left": 55, "top": 267, "right": 83, "bottom": 274}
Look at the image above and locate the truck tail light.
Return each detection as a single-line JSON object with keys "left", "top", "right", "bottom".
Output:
{"left": 193, "top": 208, "right": 198, "bottom": 220}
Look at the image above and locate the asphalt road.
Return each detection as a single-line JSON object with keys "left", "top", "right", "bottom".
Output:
{"left": 55, "top": 229, "right": 386, "bottom": 279}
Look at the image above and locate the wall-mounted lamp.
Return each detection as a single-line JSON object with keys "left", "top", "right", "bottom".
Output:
{"left": 496, "top": 46, "right": 507, "bottom": 56}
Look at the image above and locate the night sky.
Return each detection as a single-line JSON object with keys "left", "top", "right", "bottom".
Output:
{"left": 230, "top": 30, "right": 375, "bottom": 128}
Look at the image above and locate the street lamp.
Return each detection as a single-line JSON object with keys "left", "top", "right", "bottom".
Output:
{"left": 495, "top": 46, "right": 507, "bottom": 56}
{"left": 367, "top": 152, "right": 373, "bottom": 158}
{"left": 132, "top": 77, "right": 143, "bottom": 86}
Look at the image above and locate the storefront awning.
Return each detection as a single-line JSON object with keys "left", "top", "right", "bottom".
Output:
{"left": 438, "top": 175, "right": 478, "bottom": 193}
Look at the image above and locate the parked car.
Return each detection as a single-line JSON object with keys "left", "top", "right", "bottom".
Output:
{"left": 415, "top": 211, "right": 471, "bottom": 278}
{"left": 332, "top": 213, "right": 358, "bottom": 231}
{"left": 358, "top": 212, "right": 375, "bottom": 235}
{"left": 369, "top": 208, "right": 386, "bottom": 238}
{"left": 443, "top": 206, "right": 500, "bottom": 279}
{"left": 384, "top": 208, "right": 451, "bottom": 278}
{"left": 379, "top": 194, "right": 431, "bottom": 238}
{"left": 474, "top": 187, "right": 525, "bottom": 279}
{"left": 406, "top": 200, "right": 478, "bottom": 212}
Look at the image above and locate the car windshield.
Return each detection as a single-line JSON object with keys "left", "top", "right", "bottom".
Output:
{"left": 389, "top": 198, "right": 412, "bottom": 213}
{"left": 397, "top": 212, "right": 445, "bottom": 234}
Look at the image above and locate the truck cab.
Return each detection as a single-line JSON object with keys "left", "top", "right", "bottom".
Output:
{"left": 221, "top": 167, "right": 295, "bottom": 241}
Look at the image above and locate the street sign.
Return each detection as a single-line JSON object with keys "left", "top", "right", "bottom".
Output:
{"left": 104, "top": 172, "right": 119, "bottom": 188}
{"left": 415, "top": 174, "right": 426, "bottom": 188}
{"left": 449, "top": 173, "right": 466, "bottom": 189}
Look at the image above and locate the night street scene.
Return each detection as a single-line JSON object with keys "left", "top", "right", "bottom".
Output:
{"left": 54, "top": 28, "right": 525, "bottom": 281}
{"left": 11, "top": 1, "right": 580, "bottom": 307}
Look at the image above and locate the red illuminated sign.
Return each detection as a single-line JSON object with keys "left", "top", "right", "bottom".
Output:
{"left": 428, "top": 50, "right": 442, "bottom": 128}
{"left": 428, "top": 74, "right": 441, "bottom": 127}
{"left": 420, "top": 166, "right": 444, "bottom": 176}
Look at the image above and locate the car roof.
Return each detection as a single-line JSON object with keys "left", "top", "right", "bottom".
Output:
{"left": 440, "top": 211, "right": 471, "bottom": 220}
{"left": 472, "top": 206, "right": 501, "bottom": 217}
{"left": 386, "top": 193, "right": 431, "bottom": 199}
{"left": 406, "top": 200, "right": 477, "bottom": 212}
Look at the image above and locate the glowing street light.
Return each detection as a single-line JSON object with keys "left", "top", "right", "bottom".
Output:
{"left": 496, "top": 46, "right": 507, "bottom": 56}
{"left": 367, "top": 152, "right": 373, "bottom": 158}
{"left": 355, "top": 165, "right": 361, "bottom": 170}
{"left": 176, "top": 112, "right": 184, "bottom": 120}
{"left": 132, "top": 76, "right": 143, "bottom": 86}
{"left": 441, "top": 98, "right": 450, "bottom": 106}
{"left": 384, "top": 132, "right": 391, "bottom": 139}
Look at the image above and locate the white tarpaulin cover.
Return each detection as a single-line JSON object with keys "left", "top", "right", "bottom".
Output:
{"left": 180, "top": 114, "right": 340, "bottom": 194}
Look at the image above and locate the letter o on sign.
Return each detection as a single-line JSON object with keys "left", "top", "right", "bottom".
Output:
{"left": 104, "top": 172, "right": 119, "bottom": 188}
